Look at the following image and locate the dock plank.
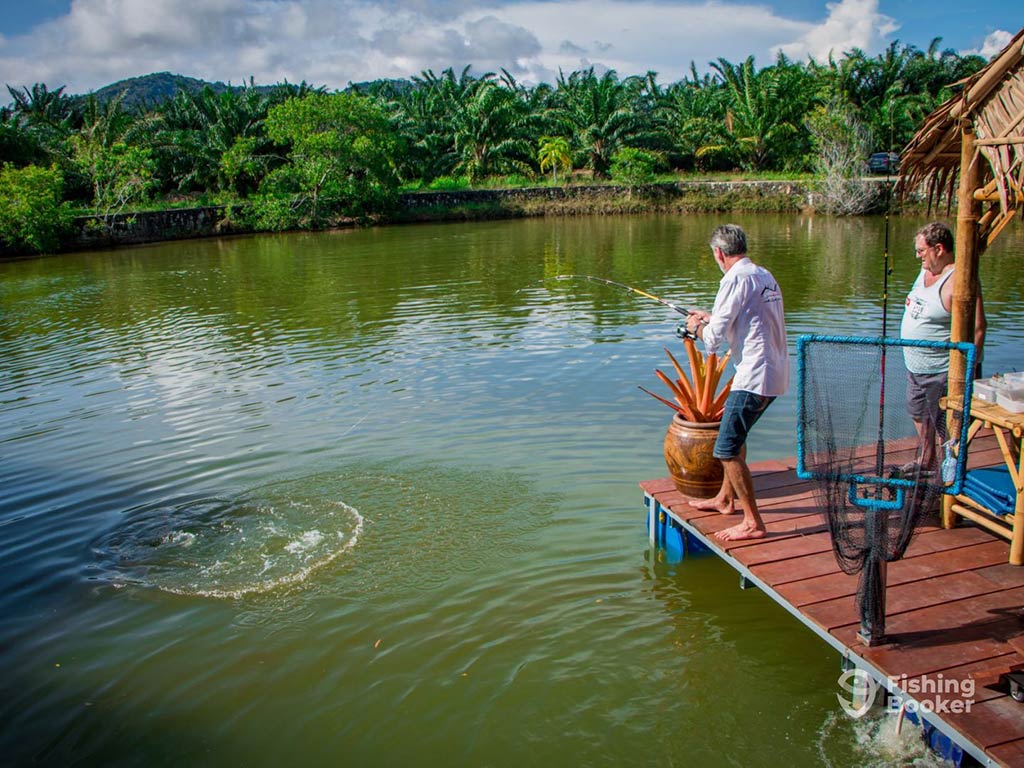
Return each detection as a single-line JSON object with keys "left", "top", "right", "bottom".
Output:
{"left": 804, "top": 571, "right": 1010, "bottom": 632}
{"left": 990, "top": 740, "right": 1024, "bottom": 766}
{"left": 775, "top": 541, "right": 1010, "bottom": 608}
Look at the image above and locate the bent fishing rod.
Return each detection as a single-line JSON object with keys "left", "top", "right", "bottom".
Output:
{"left": 540, "top": 274, "right": 708, "bottom": 339}
{"left": 537, "top": 274, "right": 699, "bottom": 338}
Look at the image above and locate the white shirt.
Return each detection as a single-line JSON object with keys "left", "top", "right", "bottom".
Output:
{"left": 900, "top": 267, "right": 954, "bottom": 374}
{"left": 702, "top": 257, "right": 789, "bottom": 397}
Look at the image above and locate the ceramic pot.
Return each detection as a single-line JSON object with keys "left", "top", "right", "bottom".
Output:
{"left": 663, "top": 414, "right": 723, "bottom": 498}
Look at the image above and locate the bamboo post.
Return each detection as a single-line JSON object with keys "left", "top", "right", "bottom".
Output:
{"left": 943, "top": 120, "right": 985, "bottom": 529}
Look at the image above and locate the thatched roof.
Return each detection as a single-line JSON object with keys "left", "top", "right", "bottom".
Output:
{"left": 899, "top": 27, "right": 1024, "bottom": 247}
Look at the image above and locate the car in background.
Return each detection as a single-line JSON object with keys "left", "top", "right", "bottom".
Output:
{"left": 869, "top": 151, "right": 900, "bottom": 174}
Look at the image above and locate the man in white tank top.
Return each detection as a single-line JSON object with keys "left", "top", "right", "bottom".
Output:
{"left": 900, "top": 222, "right": 986, "bottom": 473}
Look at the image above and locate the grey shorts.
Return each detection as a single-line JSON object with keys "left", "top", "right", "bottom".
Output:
{"left": 906, "top": 371, "right": 947, "bottom": 436}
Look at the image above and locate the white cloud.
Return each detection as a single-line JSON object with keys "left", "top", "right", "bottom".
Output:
{"left": 774, "top": 0, "right": 898, "bottom": 61}
{"left": 0, "top": 0, "right": 909, "bottom": 93}
{"left": 962, "top": 29, "right": 1013, "bottom": 59}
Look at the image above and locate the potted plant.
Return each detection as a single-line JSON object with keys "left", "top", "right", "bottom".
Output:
{"left": 640, "top": 337, "right": 734, "bottom": 498}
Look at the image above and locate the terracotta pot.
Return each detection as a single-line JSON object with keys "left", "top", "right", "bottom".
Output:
{"left": 663, "top": 414, "right": 723, "bottom": 498}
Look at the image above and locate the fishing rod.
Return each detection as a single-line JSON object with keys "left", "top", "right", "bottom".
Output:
{"left": 876, "top": 164, "right": 894, "bottom": 480}
{"left": 538, "top": 274, "right": 699, "bottom": 339}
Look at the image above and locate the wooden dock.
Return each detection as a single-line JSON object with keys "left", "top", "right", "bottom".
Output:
{"left": 641, "top": 435, "right": 1024, "bottom": 767}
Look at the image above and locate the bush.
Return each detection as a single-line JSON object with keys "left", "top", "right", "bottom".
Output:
{"left": 610, "top": 148, "right": 661, "bottom": 187}
{"left": 0, "top": 164, "right": 71, "bottom": 254}
{"left": 244, "top": 192, "right": 301, "bottom": 232}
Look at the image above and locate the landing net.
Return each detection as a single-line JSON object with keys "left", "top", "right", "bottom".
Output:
{"left": 796, "top": 334, "right": 976, "bottom": 642}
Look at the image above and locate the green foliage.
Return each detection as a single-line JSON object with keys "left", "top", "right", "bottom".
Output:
{"left": 219, "top": 135, "right": 266, "bottom": 194}
{"left": 427, "top": 176, "right": 469, "bottom": 190}
{"left": 70, "top": 137, "right": 156, "bottom": 218}
{"left": 243, "top": 192, "right": 301, "bottom": 232}
{"left": 0, "top": 40, "right": 990, "bottom": 239}
{"left": 259, "top": 91, "right": 401, "bottom": 227}
{"left": 383, "top": 68, "right": 540, "bottom": 185}
{"left": 701, "top": 55, "right": 816, "bottom": 171}
{"left": 610, "top": 147, "right": 660, "bottom": 186}
{"left": 66, "top": 94, "right": 157, "bottom": 217}
{"left": 0, "top": 164, "right": 71, "bottom": 253}
{"left": 153, "top": 85, "right": 279, "bottom": 195}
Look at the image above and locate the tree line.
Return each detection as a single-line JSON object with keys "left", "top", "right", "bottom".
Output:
{"left": 0, "top": 39, "right": 986, "bottom": 252}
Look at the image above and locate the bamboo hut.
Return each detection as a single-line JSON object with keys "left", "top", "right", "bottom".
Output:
{"left": 900, "top": 27, "right": 1024, "bottom": 379}
{"left": 899, "top": 26, "right": 1024, "bottom": 542}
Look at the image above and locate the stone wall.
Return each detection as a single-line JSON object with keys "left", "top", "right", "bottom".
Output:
{"left": 400, "top": 180, "right": 817, "bottom": 209}
{"left": 66, "top": 205, "right": 240, "bottom": 251}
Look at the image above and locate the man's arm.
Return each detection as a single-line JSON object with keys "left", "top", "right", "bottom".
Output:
{"left": 940, "top": 274, "right": 985, "bottom": 350}
{"left": 699, "top": 277, "right": 749, "bottom": 355}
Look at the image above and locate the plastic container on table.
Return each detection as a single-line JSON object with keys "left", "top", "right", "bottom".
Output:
{"left": 996, "top": 388, "right": 1024, "bottom": 413}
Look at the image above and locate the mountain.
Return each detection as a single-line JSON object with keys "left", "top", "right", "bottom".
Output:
{"left": 80, "top": 72, "right": 415, "bottom": 109}
{"left": 86, "top": 72, "right": 236, "bottom": 108}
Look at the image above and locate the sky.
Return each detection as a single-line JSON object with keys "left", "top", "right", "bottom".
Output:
{"left": 0, "top": 0, "right": 1019, "bottom": 95}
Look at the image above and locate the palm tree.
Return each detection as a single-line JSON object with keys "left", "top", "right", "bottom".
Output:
{"left": 537, "top": 136, "right": 572, "bottom": 183}
{"left": 701, "top": 55, "right": 817, "bottom": 171}
{"left": 153, "top": 84, "right": 276, "bottom": 193}
{"left": 661, "top": 65, "right": 729, "bottom": 170}
{"left": 5, "top": 83, "right": 78, "bottom": 166}
{"left": 550, "top": 68, "right": 659, "bottom": 178}
{"left": 449, "top": 79, "right": 535, "bottom": 182}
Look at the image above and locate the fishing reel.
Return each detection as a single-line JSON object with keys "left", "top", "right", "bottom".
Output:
{"left": 675, "top": 322, "right": 699, "bottom": 341}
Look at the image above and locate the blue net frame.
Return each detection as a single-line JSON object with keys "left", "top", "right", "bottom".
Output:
{"left": 797, "top": 334, "right": 977, "bottom": 506}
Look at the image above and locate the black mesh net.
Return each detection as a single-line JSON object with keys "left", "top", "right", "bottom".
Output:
{"left": 798, "top": 335, "right": 973, "bottom": 642}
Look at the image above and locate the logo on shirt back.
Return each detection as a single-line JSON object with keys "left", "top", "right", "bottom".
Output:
{"left": 760, "top": 283, "right": 782, "bottom": 303}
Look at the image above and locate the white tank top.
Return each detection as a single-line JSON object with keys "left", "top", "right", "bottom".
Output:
{"left": 900, "top": 267, "right": 954, "bottom": 374}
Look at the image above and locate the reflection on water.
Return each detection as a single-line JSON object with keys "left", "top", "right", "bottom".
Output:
{"left": 1, "top": 213, "right": 1021, "bottom": 767}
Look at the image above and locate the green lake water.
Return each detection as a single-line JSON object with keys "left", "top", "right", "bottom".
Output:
{"left": 1, "top": 213, "right": 1022, "bottom": 766}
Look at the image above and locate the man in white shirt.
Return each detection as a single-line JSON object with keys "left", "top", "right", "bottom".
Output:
{"left": 685, "top": 224, "right": 789, "bottom": 541}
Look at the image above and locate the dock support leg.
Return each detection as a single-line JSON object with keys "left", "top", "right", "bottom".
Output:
{"left": 857, "top": 555, "right": 887, "bottom": 646}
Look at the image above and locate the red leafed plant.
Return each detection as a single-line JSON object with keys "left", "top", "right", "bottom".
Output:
{"left": 639, "top": 337, "right": 734, "bottom": 423}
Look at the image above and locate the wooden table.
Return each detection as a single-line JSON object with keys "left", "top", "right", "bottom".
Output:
{"left": 943, "top": 397, "right": 1024, "bottom": 565}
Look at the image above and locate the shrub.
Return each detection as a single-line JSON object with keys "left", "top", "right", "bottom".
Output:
{"left": 610, "top": 148, "right": 661, "bottom": 187}
{"left": 0, "top": 164, "right": 71, "bottom": 254}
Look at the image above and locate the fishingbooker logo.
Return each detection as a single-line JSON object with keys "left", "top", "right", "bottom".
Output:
{"left": 837, "top": 669, "right": 879, "bottom": 718}
{"left": 836, "top": 669, "right": 975, "bottom": 718}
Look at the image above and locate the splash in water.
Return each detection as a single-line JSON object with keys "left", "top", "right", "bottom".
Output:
{"left": 817, "top": 709, "right": 948, "bottom": 768}
{"left": 92, "top": 479, "right": 363, "bottom": 599}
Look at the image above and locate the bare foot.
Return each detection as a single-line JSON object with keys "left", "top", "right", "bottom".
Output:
{"left": 691, "top": 497, "right": 736, "bottom": 514}
{"left": 714, "top": 523, "right": 766, "bottom": 542}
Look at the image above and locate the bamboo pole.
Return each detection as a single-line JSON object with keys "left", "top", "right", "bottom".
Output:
{"left": 944, "top": 121, "right": 985, "bottom": 529}
{"left": 974, "top": 136, "right": 1024, "bottom": 146}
